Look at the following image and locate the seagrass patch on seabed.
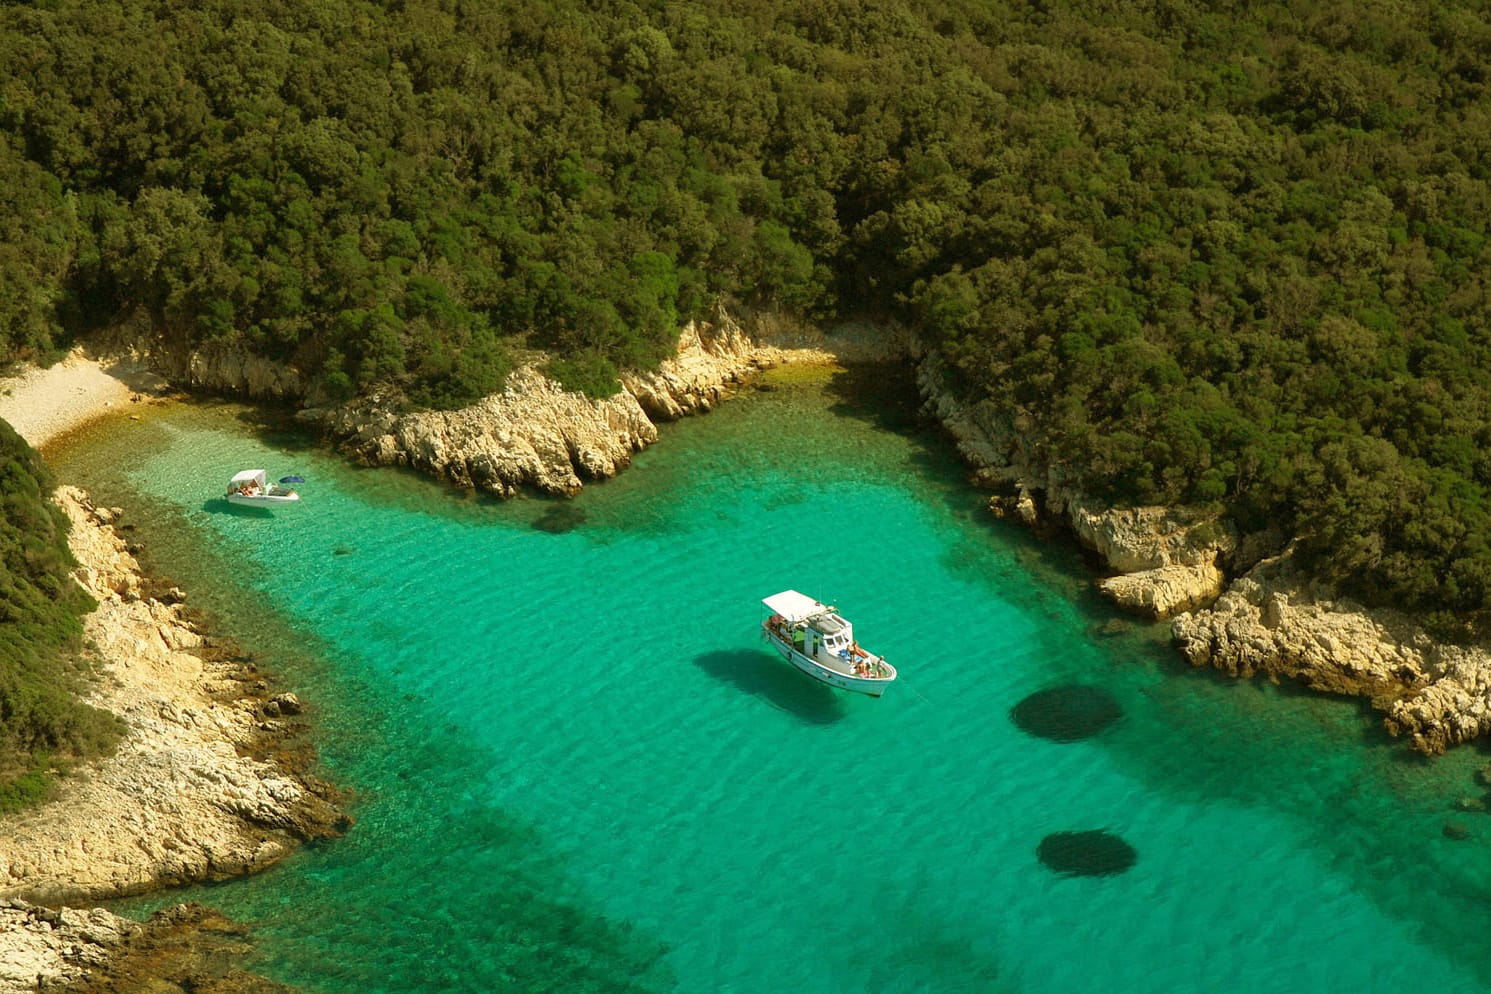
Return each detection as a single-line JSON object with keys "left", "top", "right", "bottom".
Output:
{"left": 1009, "top": 685, "right": 1123, "bottom": 742}
{"left": 1036, "top": 830, "right": 1138, "bottom": 877}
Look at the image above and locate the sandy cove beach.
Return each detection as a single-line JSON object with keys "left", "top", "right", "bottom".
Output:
{"left": 0, "top": 347, "right": 170, "bottom": 451}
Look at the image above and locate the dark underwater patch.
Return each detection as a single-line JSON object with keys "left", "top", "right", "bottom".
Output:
{"left": 1037, "top": 830, "right": 1137, "bottom": 877}
{"left": 1009, "top": 685, "right": 1122, "bottom": 742}
{"left": 533, "top": 503, "right": 587, "bottom": 533}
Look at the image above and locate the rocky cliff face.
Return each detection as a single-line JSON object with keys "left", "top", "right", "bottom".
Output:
{"left": 309, "top": 315, "right": 790, "bottom": 497}
{"left": 915, "top": 348, "right": 1032, "bottom": 491}
{"left": 141, "top": 339, "right": 306, "bottom": 400}
{"left": 0, "top": 488, "right": 346, "bottom": 906}
{"left": 918, "top": 347, "right": 1234, "bottom": 620}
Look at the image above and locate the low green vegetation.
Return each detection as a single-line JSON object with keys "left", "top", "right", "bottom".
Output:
{"left": 2, "top": 0, "right": 1491, "bottom": 634}
{"left": 0, "top": 421, "right": 119, "bottom": 811}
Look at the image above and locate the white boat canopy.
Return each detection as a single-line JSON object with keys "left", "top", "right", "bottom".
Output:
{"left": 230, "top": 469, "right": 268, "bottom": 488}
{"left": 762, "top": 590, "right": 831, "bottom": 623}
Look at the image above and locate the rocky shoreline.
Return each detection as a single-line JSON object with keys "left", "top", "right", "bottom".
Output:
{"left": 76, "top": 320, "right": 1491, "bottom": 758}
{"left": 1170, "top": 555, "right": 1491, "bottom": 755}
{"left": 0, "top": 487, "right": 346, "bottom": 993}
{"left": 1, "top": 899, "right": 292, "bottom": 993}
{"left": 306, "top": 312, "right": 867, "bottom": 496}
{"left": 1, "top": 488, "right": 346, "bottom": 906}
{"left": 0, "top": 313, "right": 873, "bottom": 991}
{"left": 7, "top": 313, "right": 1490, "bottom": 987}
{"left": 916, "top": 342, "right": 1491, "bottom": 755}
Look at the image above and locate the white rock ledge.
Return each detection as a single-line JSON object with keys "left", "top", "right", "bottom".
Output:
{"left": 311, "top": 314, "right": 851, "bottom": 497}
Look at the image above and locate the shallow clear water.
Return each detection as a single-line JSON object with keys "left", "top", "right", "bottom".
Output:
{"left": 50, "top": 367, "right": 1491, "bottom": 994}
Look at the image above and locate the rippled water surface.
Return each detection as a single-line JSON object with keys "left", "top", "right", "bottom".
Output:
{"left": 52, "top": 366, "right": 1491, "bottom": 993}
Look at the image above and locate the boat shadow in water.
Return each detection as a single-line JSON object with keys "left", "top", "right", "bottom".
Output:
{"left": 693, "top": 649, "right": 847, "bottom": 725}
{"left": 201, "top": 497, "right": 275, "bottom": 518}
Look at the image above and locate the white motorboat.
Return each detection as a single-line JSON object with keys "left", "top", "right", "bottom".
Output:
{"left": 761, "top": 590, "right": 896, "bottom": 697}
{"left": 226, "top": 469, "right": 302, "bottom": 507}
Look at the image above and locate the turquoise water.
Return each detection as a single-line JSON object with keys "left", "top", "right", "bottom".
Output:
{"left": 50, "top": 369, "right": 1491, "bottom": 993}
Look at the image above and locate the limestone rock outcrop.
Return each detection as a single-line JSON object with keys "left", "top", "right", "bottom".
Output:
{"left": 154, "top": 340, "right": 305, "bottom": 400}
{"left": 621, "top": 316, "right": 761, "bottom": 421}
{"left": 0, "top": 901, "right": 129, "bottom": 992}
{"left": 1171, "top": 554, "right": 1491, "bottom": 754}
{"left": 918, "top": 347, "right": 1233, "bottom": 620}
{"left": 312, "top": 315, "right": 789, "bottom": 497}
{"left": 0, "top": 899, "right": 291, "bottom": 994}
{"left": 1099, "top": 561, "right": 1228, "bottom": 619}
{"left": 1066, "top": 503, "right": 1230, "bottom": 573}
{"left": 316, "top": 366, "right": 660, "bottom": 497}
{"left": 0, "top": 488, "right": 346, "bottom": 907}
{"left": 1069, "top": 503, "right": 1235, "bottom": 619}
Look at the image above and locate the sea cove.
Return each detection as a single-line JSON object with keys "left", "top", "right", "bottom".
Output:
{"left": 49, "top": 367, "right": 1491, "bottom": 994}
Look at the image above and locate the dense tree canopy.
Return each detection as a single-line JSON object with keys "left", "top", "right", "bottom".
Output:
{"left": 0, "top": 421, "right": 118, "bottom": 809}
{"left": 4, "top": 0, "right": 1491, "bottom": 629}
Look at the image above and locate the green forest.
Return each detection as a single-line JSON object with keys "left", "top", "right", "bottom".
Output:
{"left": 4, "top": 0, "right": 1491, "bottom": 642}
{"left": 0, "top": 422, "right": 118, "bottom": 810}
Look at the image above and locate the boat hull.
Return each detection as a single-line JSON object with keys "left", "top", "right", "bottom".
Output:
{"left": 763, "top": 628, "right": 893, "bottom": 697}
{"left": 226, "top": 493, "right": 300, "bottom": 507}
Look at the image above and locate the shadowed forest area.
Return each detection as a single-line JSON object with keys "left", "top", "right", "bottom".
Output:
{"left": 6, "top": 0, "right": 1491, "bottom": 781}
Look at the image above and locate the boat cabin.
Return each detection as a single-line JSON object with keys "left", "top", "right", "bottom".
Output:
{"left": 804, "top": 611, "right": 855, "bottom": 657}
{"left": 229, "top": 469, "right": 269, "bottom": 497}
{"left": 763, "top": 590, "right": 856, "bottom": 656}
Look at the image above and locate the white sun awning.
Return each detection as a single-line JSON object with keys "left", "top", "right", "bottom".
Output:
{"left": 762, "top": 590, "right": 829, "bottom": 623}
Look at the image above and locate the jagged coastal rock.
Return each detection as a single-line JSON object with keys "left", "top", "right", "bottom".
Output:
{"left": 318, "top": 365, "right": 659, "bottom": 496}
{"left": 0, "top": 487, "right": 346, "bottom": 907}
{"left": 918, "top": 347, "right": 1234, "bottom": 621}
{"left": 311, "top": 316, "right": 797, "bottom": 497}
{"left": 1171, "top": 556, "right": 1491, "bottom": 754}
{"left": 0, "top": 899, "right": 291, "bottom": 994}
{"left": 0, "top": 901, "right": 132, "bottom": 993}
{"left": 1066, "top": 503, "right": 1234, "bottom": 619}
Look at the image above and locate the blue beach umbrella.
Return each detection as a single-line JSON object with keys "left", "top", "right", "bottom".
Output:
{"left": 279, "top": 475, "right": 305, "bottom": 484}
